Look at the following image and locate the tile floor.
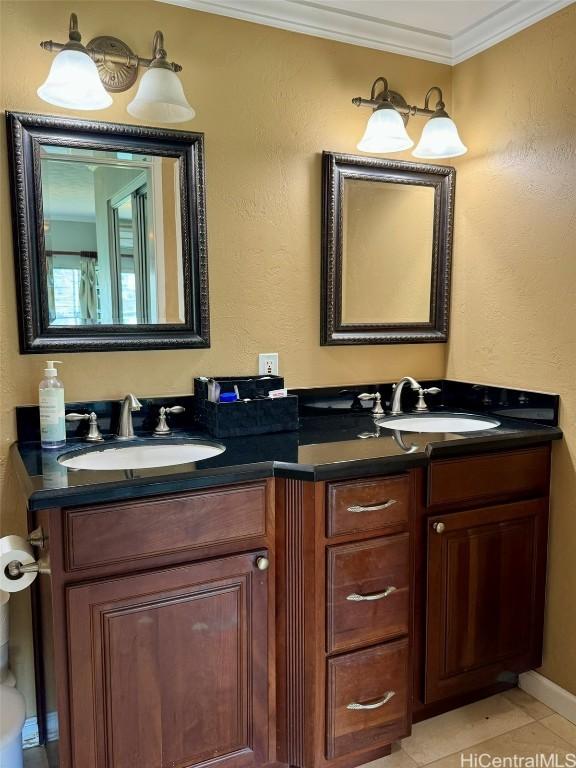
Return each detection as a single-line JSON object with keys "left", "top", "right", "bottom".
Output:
{"left": 23, "top": 690, "right": 576, "bottom": 768}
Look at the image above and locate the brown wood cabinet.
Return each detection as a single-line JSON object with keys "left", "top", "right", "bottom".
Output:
{"left": 413, "top": 446, "right": 551, "bottom": 720}
{"left": 276, "top": 474, "right": 415, "bottom": 768}
{"left": 29, "top": 445, "right": 553, "bottom": 768}
{"left": 66, "top": 553, "right": 269, "bottom": 768}
{"left": 33, "top": 481, "right": 276, "bottom": 768}
{"left": 424, "top": 499, "right": 548, "bottom": 703}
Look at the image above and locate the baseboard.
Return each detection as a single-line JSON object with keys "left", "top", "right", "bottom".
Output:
{"left": 22, "top": 711, "right": 58, "bottom": 749}
{"left": 519, "top": 670, "right": 576, "bottom": 725}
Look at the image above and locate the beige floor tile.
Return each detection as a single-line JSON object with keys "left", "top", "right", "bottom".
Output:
{"left": 360, "top": 743, "right": 419, "bottom": 768}
{"left": 401, "top": 694, "right": 534, "bottom": 765}
{"left": 23, "top": 747, "right": 49, "bottom": 768}
{"left": 422, "top": 721, "right": 576, "bottom": 768}
{"left": 540, "top": 714, "right": 576, "bottom": 748}
{"left": 501, "top": 687, "right": 554, "bottom": 719}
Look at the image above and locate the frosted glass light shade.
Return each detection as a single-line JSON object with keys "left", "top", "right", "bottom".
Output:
{"left": 37, "top": 49, "right": 113, "bottom": 110}
{"left": 127, "top": 67, "right": 195, "bottom": 123}
{"left": 357, "top": 106, "right": 413, "bottom": 153}
{"left": 413, "top": 116, "right": 467, "bottom": 159}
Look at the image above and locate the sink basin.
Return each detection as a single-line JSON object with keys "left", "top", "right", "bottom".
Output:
{"left": 58, "top": 439, "right": 226, "bottom": 471}
{"left": 375, "top": 413, "right": 500, "bottom": 433}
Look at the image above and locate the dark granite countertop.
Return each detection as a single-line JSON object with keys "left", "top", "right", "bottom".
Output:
{"left": 12, "top": 410, "right": 562, "bottom": 511}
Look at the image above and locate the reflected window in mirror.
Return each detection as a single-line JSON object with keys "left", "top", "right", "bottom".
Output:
{"left": 7, "top": 112, "right": 209, "bottom": 352}
{"left": 321, "top": 152, "right": 454, "bottom": 345}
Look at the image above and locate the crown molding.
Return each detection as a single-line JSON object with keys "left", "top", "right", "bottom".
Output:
{"left": 157, "top": 0, "right": 574, "bottom": 66}
{"left": 157, "top": 0, "right": 453, "bottom": 64}
{"left": 452, "top": 0, "right": 575, "bottom": 63}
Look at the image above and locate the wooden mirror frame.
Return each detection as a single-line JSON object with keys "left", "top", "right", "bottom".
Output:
{"left": 6, "top": 111, "right": 210, "bottom": 353}
{"left": 321, "top": 151, "right": 455, "bottom": 345}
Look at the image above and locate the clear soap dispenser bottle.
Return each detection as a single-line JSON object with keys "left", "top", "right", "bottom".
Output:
{"left": 39, "top": 360, "right": 66, "bottom": 449}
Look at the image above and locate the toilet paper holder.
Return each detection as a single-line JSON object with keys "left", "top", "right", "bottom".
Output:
{"left": 27, "top": 526, "right": 46, "bottom": 550}
{"left": 6, "top": 557, "right": 50, "bottom": 578}
{"left": 5, "top": 527, "right": 50, "bottom": 579}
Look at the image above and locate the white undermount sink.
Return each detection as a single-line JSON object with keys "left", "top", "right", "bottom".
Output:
{"left": 376, "top": 413, "right": 500, "bottom": 433}
{"left": 58, "top": 440, "right": 226, "bottom": 471}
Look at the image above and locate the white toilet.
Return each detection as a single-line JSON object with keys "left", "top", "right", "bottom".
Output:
{"left": 0, "top": 590, "right": 26, "bottom": 768}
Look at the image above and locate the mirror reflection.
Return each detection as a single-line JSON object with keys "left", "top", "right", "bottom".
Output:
{"left": 40, "top": 145, "right": 185, "bottom": 326}
{"left": 342, "top": 179, "right": 435, "bottom": 325}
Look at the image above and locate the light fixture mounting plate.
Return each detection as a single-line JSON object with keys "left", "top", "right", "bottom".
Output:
{"left": 86, "top": 36, "right": 138, "bottom": 92}
{"left": 387, "top": 90, "right": 410, "bottom": 125}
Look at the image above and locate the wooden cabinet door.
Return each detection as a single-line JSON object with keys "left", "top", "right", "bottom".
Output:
{"left": 66, "top": 552, "right": 270, "bottom": 768}
{"left": 425, "top": 499, "right": 548, "bottom": 703}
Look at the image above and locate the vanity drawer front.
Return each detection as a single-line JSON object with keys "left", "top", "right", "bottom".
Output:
{"left": 64, "top": 482, "right": 268, "bottom": 571}
{"left": 428, "top": 447, "right": 550, "bottom": 508}
{"left": 327, "top": 475, "right": 410, "bottom": 537}
{"left": 326, "top": 639, "right": 410, "bottom": 759}
{"left": 327, "top": 534, "right": 409, "bottom": 654}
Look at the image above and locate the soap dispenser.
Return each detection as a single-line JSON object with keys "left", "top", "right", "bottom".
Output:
{"left": 39, "top": 360, "right": 66, "bottom": 449}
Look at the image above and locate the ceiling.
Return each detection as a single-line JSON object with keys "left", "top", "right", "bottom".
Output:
{"left": 157, "top": 0, "right": 574, "bottom": 64}
{"left": 41, "top": 159, "right": 97, "bottom": 222}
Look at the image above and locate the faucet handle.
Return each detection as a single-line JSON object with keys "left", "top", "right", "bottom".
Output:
{"left": 358, "top": 392, "right": 385, "bottom": 416}
{"left": 65, "top": 411, "right": 104, "bottom": 442}
{"left": 415, "top": 387, "right": 441, "bottom": 413}
{"left": 154, "top": 405, "right": 185, "bottom": 435}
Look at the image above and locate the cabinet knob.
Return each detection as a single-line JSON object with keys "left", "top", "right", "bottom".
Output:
{"left": 255, "top": 556, "right": 270, "bottom": 571}
{"left": 433, "top": 521, "right": 446, "bottom": 534}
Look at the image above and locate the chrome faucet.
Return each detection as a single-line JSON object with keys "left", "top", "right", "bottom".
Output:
{"left": 116, "top": 394, "right": 142, "bottom": 440}
{"left": 390, "top": 377, "right": 441, "bottom": 415}
{"left": 390, "top": 377, "right": 422, "bottom": 415}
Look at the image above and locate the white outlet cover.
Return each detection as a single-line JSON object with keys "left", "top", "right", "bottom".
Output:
{"left": 259, "top": 353, "right": 279, "bottom": 376}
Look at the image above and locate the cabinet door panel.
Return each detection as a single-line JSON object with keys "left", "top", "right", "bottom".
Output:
{"left": 67, "top": 553, "right": 269, "bottom": 768}
{"left": 425, "top": 499, "right": 548, "bottom": 703}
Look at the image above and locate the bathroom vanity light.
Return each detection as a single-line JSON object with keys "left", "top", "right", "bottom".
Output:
{"left": 38, "top": 13, "right": 195, "bottom": 123}
{"left": 353, "top": 78, "right": 467, "bottom": 159}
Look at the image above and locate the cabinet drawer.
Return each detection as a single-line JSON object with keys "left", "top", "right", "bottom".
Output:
{"left": 326, "top": 639, "right": 410, "bottom": 759}
{"left": 64, "top": 482, "right": 267, "bottom": 571}
{"left": 327, "top": 534, "right": 409, "bottom": 654}
{"left": 327, "top": 475, "right": 410, "bottom": 537}
{"left": 428, "top": 447, "right": 550, "bottom": 508}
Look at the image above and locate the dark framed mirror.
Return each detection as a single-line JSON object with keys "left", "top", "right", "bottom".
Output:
{"left": 6, "top": 111, "right": 209, "bottom": 352}
{"left": 321, "top": 152, "right": 455, "bottom": 345}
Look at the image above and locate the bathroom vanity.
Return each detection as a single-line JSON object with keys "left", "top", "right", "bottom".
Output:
{"left": 12, "top": 384, "right": 560, "bottom": 768}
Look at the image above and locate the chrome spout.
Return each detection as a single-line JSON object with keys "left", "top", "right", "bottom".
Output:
{"left": 116, "top": 393, "right": 142, "bottom": 440}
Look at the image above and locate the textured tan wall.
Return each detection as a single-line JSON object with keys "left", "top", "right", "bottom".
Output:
{"left": 449, "top": 4, "right": 576, "bottom": 694}
{"left": 0, "top": 1, "right": 451, "bottom": 713}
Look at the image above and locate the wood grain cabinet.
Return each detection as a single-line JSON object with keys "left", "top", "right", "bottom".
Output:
{"left": 276, "top": 474, "right": 415, "bottom": 768}
{"left": 33, "top": 481, "right": 275, "bottom": 768}
{"left": 30, "top": 446, "right": 553, "bottom": 768}
{"left": 413, "top": 446, "right": 551, "bottom": 719}
{"left": 424, "top": 499, "right": 548, "bottom": 704}
{"left": 66, "top": 553, "right": 270, "bottom": 768}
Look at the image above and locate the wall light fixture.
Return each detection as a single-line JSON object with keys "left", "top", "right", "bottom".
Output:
{"left": 38, "top": 13, "right": 195, "bottom": 123}
{"left": 353, "top": 77, "right": 467, "bottom": 159}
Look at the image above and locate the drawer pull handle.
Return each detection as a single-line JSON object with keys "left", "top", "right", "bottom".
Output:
{"left": 347, "top": 691, "right": 396, "bottom": 710}
{"left": 347, "top": 500, "right": 397, "bottom": 514}
{"left": 346, "top": 586, "right": 397, "bottom": 602}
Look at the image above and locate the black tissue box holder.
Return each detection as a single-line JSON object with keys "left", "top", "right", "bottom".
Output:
{"left": 194, "top": 376, "right": 299, "bottom": 438}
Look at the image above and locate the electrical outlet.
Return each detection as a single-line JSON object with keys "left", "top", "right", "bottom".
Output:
{"left": 259, "top": 353, "right": 279, "bottom": 376}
